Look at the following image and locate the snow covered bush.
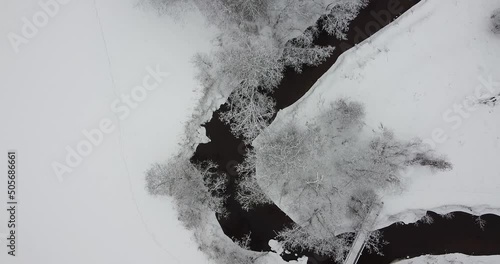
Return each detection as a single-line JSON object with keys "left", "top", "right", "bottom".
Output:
{"left": 220, "top": 87, "right": 276, "bottom": 142}
{"left": 235, "top": 150, "right": 274, "bottom": 211}
{"left": 492, "top": 9, "right": 500, "bottom": 34}
{"left": 318, "top": 98, "right": 365, "bottom": 133}
{"left": 145, "top": 157, "right": 227, "bottom": 229}
{"left": 277, "top": 224, "right": 354, "bottom": 262}
{"left": 475, "top": 216, "right": 487, "bottom": 230}
{"left": 364, "top": 230, "right": 386, "bottom": 256}
{"left": 280, "top": 26, "right": 336, "bottom": 72}
{"left": 407, "top": 152, "right": 453, "bottom": 171}
{"left": 416, "top": 214, "right": 434, "bottom": 226}
{"left": 322, "top": 0, "right": 369, "bottom": 40}
{"left": 336, "top": 128, "right": 426, "bottom": 187}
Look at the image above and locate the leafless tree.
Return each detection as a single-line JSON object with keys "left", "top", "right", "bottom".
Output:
{"left": 145, "top": 157, "right": 227, "bottom": 229}
{"left": 476, "top": 216, "right": 487, "bottom": 230}
{"left": 318, "top": 98, "right": 365, "bottom": 133}
{"left": 282, "top": 28, "right": 335, "bottom": 73}
{"left": 364, "top": 230, "right": 386, "bottom": 256}
{"left": 417, "top": 214, "right": 434, "bottom": 225}
{"left": 442, "top": 212, "right": 455, "bottom": 220}
{"left": 277, "top": 223, "right": 354, "bottom": 262}
{"left": 322, "top": 0, "right": 369, "bottom": 40}
{"left": 234, "top": 149, "right": 274, "bottom": 211}
{"left": 220, "top": 87, "right": 276, "bottom": 142}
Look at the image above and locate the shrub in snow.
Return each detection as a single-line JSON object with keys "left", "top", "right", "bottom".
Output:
{"left": 277, "top": 224, "right": 354, "bottom": 262}
{"left": 322, "top": 0, "right": 369, "bottom": 40}
{"left": 475, "top": 216, "right": 487, "bottom": 230}
{"left": 235, "top": 150, "right": 274, "bottom": 211}
{"left": 319, "top": 98, "right": 365, "bottom": 133}
{"left": 219, "top": 87, "right": 276, "bottom": 142}
{"left": 416, "top": 214, "right": 434, "bottom": 226}
{"left": 364, "top": 230, "right": 386, "bottom": 256}
{"left": 145, "top": 157, "right": 227, "bottom": 229}
{"left": 442, "top": 212, "right": 455, "bottom": 220}
{"left": 407, "top": 152, "right": 453, "bottom": 171}
{"left": 492, "top": 9, "right": 500, "bottom": 34}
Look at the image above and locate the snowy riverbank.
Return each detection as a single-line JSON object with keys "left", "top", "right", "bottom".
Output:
{"left": 264, "top": 0, "right": 500, "bottom": 230}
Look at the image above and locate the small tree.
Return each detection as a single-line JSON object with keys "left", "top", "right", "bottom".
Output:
{"left": 321, "top": 0, "right": 369, "bottom": 40}
{"left": 256, "top": 123, "right": 311, "bottom": 186}
{"left": 220, "top": 87, "right": 276, "bottom": 142}
{"left": 476, "top": 216, "right": 487, "bottom": 230}
{"left": 364, "top": 230, "right": 386, "bottom": 256}
{"left": 235, "top": 150, "right": 274, "bottom": 211}
{"left": 281, "top": 28, "right": 335, "bottom": 73}
{"left": 145, "top": 157, "right": 227, "bottom": 229}
{"left": 237, "top": 177, "right": 274, "bottom": 211}
{"left": 335, "top": 127, "right": 421, "bottom": 188}
{"left": 442, "top": 212, "right": 455, "bottom": 220}
{"left": 318, "top": 98, "right": 365, "bottom": 133}
{"left": 492, "top": 9, "right": 500, "bottom": 34}
{"left": 276, "top": 224, "right": 354, "bottom": 262}
{"left": 417, "top": 214, "right": 434, "bottom": 226}
{"left": 407, "top": 152, "right": 453, "bottom": 171}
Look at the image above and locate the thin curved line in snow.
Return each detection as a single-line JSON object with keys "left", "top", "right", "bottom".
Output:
{"left": 92, "top": 1, "right": 180, "bottom": 262}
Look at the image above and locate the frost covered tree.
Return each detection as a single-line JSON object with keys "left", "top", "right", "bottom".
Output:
{"left": 252, "top": 98, "right": 451, "bottom": 260}
{"left": 318, "top": 98, "right": 365, "bottom": 133}
{"left": 475, "top": 216, "right": 487, "bottom": 230}
{"left": 145, "top": 157, "right": 227, "bottom": 229}
{"left": 235, "top": 149, "right": 274, "bottom": 210}
{"left": 144, "top": 0, "right": 270, "bottom": 25}
{"left": 277, "top": 224, "right": 354, "bottom": 262}
{"left": 220, "top": 87, "right": 276, "bottom": 141}
{"left": 145, "top": 0, "right": 368, "bottom": 141}
{"left": 364, "top": 230, "right": 386, "bottom": 256}
{"left": 492, "top": 9, "right": 500, "bottom": 34}
{"left": 256, "top": 122, "right": 312, "bottom": 186}
{"left": 282, "top": 28, "right": 336, "bottom": 73}
{"left": 322, "top": 0, "right": 369, "bottom": 40}
{"left": 335, "top": 127, "right": 420, "bottom": 187}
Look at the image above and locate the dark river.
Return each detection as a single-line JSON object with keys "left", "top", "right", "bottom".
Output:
{"left": 191, "top": 0, "right": 500, "bottom": 263}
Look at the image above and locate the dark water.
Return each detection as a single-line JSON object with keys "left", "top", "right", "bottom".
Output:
{"left": 357, "top": 212, "right": 500, "bottom": 264}
{"left": 190, "top": 0, "right": 500, "bottom": 263}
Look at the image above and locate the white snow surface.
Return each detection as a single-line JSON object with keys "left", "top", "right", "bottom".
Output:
{"left": 0, "top": 0, "right": 310, "bottom": 263}
{"left": 0, "top": 0, "right": 217, "bottom": 263}
{"left": 394, "top": 254, "right": 500, "bottom": 264}
{"left": 263, "top": 0, "right": 500, "bottom": 229}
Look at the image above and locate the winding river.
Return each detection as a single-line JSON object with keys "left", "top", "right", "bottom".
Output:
{"left": 191, "top": 0, "right": 500, "bottom": 263}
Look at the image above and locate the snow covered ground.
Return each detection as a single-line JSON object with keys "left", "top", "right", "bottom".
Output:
{"left": 395, "top": 254, "right": 500, "bottom": 264}
{"left": 265, "top": 0, "right": 500, "bottom": 229}
{"left": 0, "top": 1, "right": 310, "bottom": 263}
{"left": 0, "top": 0, "right": 219, "bottom": 263}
